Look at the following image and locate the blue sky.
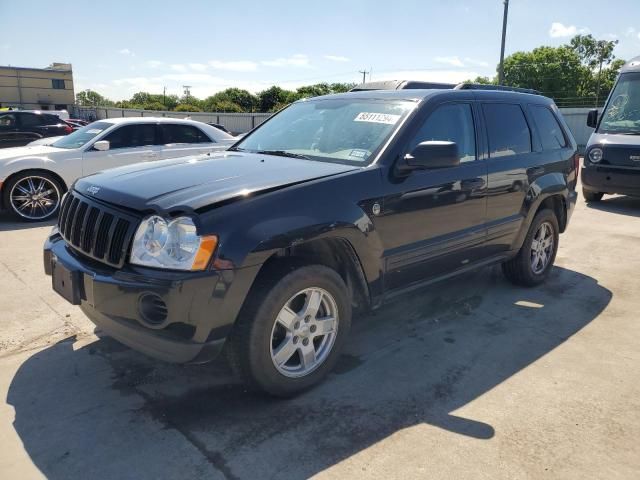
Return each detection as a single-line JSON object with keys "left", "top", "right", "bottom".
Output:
{"left": 2, "top": 0, "right": 640, "bottom": 100}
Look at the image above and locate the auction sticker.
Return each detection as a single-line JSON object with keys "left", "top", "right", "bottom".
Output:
{"left": 354, "top": 112, "right": 401, "bottom": 124}
{"left": 87, "top": 129, "right": 104, "bottom": 134}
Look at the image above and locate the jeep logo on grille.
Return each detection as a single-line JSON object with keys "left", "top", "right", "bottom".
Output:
{"left": 87, "top": 186, "right": 100, "bottom": 195}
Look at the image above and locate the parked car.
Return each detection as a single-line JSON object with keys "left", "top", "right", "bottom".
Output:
{"left": 65, "top": 120, "right": 85, "bottom": 130}
{"left": 207, "top": 122, "right": 232, "bottom": 134}
{"left": 44, "top": 88, "right": 578, "bottom": 396}
{"left": 27, "top": 136, "right": 65, "bottom": 146}
{"left": 67, "top": 118, "right": 89, "bottom": 126}
{"left": 582, "top": 55, "right": 640, "bottom": 201}
{"left": 0, "top": 111, "right": 74, "bottom": 148}
{"left": 1, "top": 117, "right": 236, "bottom": 221}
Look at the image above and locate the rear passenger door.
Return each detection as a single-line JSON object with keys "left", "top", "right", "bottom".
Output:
{"left": 82, "top": 123, "right": 161, "bottom": 176}
{"left": 482, "top": 102, "right": 542, "bottom": 255}
{"left": 158, "top": 124, "right": 217, "bottom": 159}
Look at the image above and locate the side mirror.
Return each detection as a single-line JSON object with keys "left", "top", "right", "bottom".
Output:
{"left": 93, "top": 140, "right": 110, "bottom": 151}
{"left": 401, "top": 141, "right": 460, "bottom": 171}
{"left": 586, "top": 109, "right": 598, "bottom": 129}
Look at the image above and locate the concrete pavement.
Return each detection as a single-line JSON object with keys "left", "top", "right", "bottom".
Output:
{"left": 0, "top": 193, "right": 639, "bottom": 479}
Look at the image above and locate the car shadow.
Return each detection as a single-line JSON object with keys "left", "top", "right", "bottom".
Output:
{"left": 585, "top": 195, "right": 640, "bottom": 218}
{"left": 6, "top": 265, "right": 612, "bottom": 479}
{"left": 0, "top": 212, "right": 56, "bottom": 231}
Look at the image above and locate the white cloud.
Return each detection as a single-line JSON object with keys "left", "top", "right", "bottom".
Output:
{"left": 188, "top": 63, "right": 208, "bottom": 72}
{"left": 434, "top": 56, "right": 464, "bottom": 67}
{"left": 464, "top": 57, "right": 489, "bottom": 67}
{"left": 324, "top": 55, "right": 350, "bottom": 62}
{"left": 549, "top": 22, "right": 589, "bottom": 38}
{"left": 625, "top": 27, "right": 636, "bottom": 37}
{"left": 118, "top": 48, "right": 134, "bottom": 56}
{"left": 262, "top": 54, "right": 310, "bottom": 68}
{"left": 208, "top": 60, "right": 259, "bottom": 72}
{"left": 169, "top": 64, "right": 187, "bottom": 72}
{"left": 145, "top": 60, "right": 164, "bottom": 68}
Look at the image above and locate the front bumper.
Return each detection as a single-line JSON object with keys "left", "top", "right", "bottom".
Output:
{"left": 582, "top": 164, "right": 640, "bottom": 196}
{"left": 44, "top": 231, "right": 258, "bottom": 363}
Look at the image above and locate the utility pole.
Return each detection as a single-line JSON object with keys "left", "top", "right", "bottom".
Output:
{"left": 498, "top": 0, "right": 510, "bottom": 85}
{"left": 358, "top": 69, "right": 369, "bottom": 84}
{"left": 163, "top": 86, "right": 166, "bottom": 108}
{"left": 183, "top": 85, "right": 192, "bottom": 103}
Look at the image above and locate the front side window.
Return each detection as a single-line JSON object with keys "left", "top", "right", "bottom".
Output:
{"left": 531, "top": 106, "right": 567, "bottom": 150}
{"left": 410, "top": 103, "right": 477, "bottom": 162}
{"left": 235, "top": 98, "right": 415, "bottom": 165}
{"left": 599, "top": 72, "right": 640, "bottom": 134}
{"left": 52, "top": 122, "right": 112, "bottom": 149}
{"left": 482, "top": 103, "right": 532, "bottom": 158}
{"left": 103, "top": 124, "right": 157, "bottom": 149}
{"left": 161, "top": 124, "right": 210, "bottom": 144}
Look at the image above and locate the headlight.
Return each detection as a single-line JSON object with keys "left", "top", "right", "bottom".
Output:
{"left": 130, "top": 215, "right": 217, "bottom": 270}
{"left": 588, "top": 147, "right": 603, "bottom": 163}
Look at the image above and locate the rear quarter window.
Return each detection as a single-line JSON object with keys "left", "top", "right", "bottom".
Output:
{"left": 482, "top": 103, "right": 532, "bottom": 158}
{"left": 530, "top": 105, "right": 567, "bottom": 150}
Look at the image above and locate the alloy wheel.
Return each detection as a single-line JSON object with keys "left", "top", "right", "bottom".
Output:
{"left": 530, "top": 221, "right": 554, "bottom": 274}
{"left": 9, "top": 176, "right": 61, "bottom": 220}
{"left": 270, "top": 287, "right": 339, "bottom": 378}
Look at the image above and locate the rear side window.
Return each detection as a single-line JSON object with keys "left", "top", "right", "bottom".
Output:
{"left": 19, "top": 113, "right": 44, "bottom": 127}
{"left": 161, "top": 124, "right": 211, "bottom": 144}
{"left": 531, "top": 106, "right": 566, "bottom": 150}
{"left": 104, "top": 124, "right": 158, "bottom": 149}
{"left": 482, "top": 103, "right": 531, "bottom": 158}
{"left": 410, "top": 103, "right": 476, "bottom": 162}
{"left": 0, "top": 114, "right": 16, "bottom": 127}
{"left": 43, "top": 114, "right": 62, "bottom": 124}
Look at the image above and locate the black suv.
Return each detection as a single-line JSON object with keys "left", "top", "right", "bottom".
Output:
{"left": 44, "top": 88, "right": 578, "bottom": 395}
{"left": 0, "top": 111, "right": 73, "bottom": 148}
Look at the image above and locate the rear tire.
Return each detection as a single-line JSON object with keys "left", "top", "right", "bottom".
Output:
{"left": 227, "top": 264, "right": 351, "bottom": 397}
{"left": 583, "top": 189, "right": 603, "bottom": 202}
{"left": 502, "top": 209, "right": 559, "bottom": 287}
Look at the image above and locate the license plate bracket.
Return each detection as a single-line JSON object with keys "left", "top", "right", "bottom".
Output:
{"left": 52, "top": 260, "right": 82, "bottom": 305}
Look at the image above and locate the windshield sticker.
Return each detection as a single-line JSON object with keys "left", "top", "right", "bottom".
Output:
{"left": 354, "top": 112, "right": 401, "bottom": 125}
{"left": 86, "top": 129, "right": 103, "bottom": 134}
{"left": 349, "top": 149, "right": 368, "bottom": 158}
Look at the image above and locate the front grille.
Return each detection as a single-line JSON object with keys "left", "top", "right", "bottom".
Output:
{"left": 58, "top": 191, "right": 139, "bottom": 268}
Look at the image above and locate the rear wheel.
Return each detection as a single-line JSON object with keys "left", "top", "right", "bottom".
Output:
{"left": 3, "top": 171, "right": 63, "bottom": 222}
{"left": 502, "top": 209, "right": 559, "bottom": 287}
{"left": 227, "top": 265, "right": 351, "bottom": 396}
{"left": 583, "top": 189, "right": 604, "bottom": 202}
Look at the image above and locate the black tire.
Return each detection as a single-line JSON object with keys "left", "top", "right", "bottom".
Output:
{"left": 583, "top": 189, "right": 603, "bottom": 202}
{"left": 226, "top": 264, "right": 352, "bottom": 397}
{"left": 2, "top": 171, "right": 64, "bottom": 222}
{"left": 502, "top": 209, "right": 559, "bottom": 287}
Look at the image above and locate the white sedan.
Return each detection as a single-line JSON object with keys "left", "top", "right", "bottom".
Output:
{"left": 0, "top": 117, "right": 236, "bottom": 221}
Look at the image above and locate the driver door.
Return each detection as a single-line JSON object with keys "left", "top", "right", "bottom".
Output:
{"left": 82, "top": 123, "right": 161, "bottom": 176}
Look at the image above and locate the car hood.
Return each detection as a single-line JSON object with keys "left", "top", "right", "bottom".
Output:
{"left": 74, "top": 151, "right": 358, "bottom": 213}
{"left": 0, "top": 145, "right": 63, "bottom": 162}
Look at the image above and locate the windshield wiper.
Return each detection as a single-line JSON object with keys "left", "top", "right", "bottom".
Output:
{"left": 254, "top": 149, "right": 311, "bottom": 160}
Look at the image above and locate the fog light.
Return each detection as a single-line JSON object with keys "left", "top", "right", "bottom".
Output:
{"left": 138, "top": 293, "right": 168, "bottom": 326}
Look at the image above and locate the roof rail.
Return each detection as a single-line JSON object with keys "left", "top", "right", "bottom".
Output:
{"left": 454, "top": 83, "right": 540, "bottom": 95}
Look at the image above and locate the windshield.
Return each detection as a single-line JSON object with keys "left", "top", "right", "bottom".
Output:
{"left": 234, "top": 98, "right": 415, "bottom": 165}
{"left": 51, "top": 121, "right": 113, "bottom": 149}
{"left": 599, "top": 72, "right": 640, "bottom": 134}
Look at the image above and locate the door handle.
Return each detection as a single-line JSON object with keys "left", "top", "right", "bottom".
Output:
{"left": 527, "top": 166, "right": 545, "bottom": 176}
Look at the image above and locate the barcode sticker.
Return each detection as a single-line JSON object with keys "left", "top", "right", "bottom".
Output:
{"left": 354, "top": 112, "right": 401, "bottom": 124}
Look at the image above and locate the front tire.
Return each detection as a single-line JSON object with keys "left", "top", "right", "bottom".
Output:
{"left": 583, "top": 189, "right": 604, "bottom": 202}
{"left": 3, "top": 171, "right": 63, "bottom": 222}
{"left": 227, "top": 265, "right": 352, "bottom": 396}
{"left": 502, "top": 209, "right": 559, "bottom": 287}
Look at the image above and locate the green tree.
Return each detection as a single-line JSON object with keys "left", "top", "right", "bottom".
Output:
{"left": 76, "top": 89, "right": 113, "bottom": 106}
{"left": 175, "top": 103, "right": 202, "bottom": 112}
{"left": 142, "top": 101, "right": 167, "bottom": 111}
{"left": 257, "top": 86, "right": 295, "bottom": 112}
{"left": 570, "top": 34, "right": 620, "bottom": 103}
{"left": 503, "top": 45, "right": 585, "bottom": 99}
